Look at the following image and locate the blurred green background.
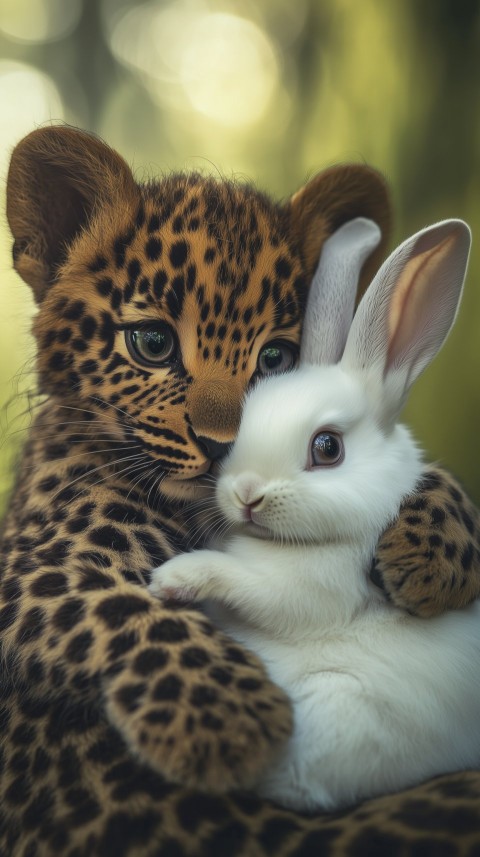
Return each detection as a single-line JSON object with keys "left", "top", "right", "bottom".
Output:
{"left": 1, "top": 0, "right": 479, "bottom": 515}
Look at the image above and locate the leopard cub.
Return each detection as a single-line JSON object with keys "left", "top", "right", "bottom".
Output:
{"left": 0, "top": 125, "right": 478, "bottom": 857}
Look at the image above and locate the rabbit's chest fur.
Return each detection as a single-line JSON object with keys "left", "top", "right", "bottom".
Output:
{"left": 206, "top": 538, "right": 480, "bottom": 811}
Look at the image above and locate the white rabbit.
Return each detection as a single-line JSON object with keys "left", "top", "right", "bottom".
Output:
{"left": 149, "top": 217, "right": 479, "bottom": 812}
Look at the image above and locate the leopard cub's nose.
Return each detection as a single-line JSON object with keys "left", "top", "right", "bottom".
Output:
{"left": 196, "top": 435, "right": 230, "bottom": 461}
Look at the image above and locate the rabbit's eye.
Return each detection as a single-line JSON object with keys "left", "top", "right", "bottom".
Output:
{"left": 125, "top": 324, "right": 177, "bottom": 367}
{"left": 257, "top": 341, "right": 297, "bottom": 376}
{"left": 311, "top": 431, "right": 344, "bottom": 467}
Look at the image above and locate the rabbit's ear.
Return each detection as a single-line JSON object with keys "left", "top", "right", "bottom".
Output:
{"left": 300, "top": 218, "right": 381, "bottom": 365}
{"left": 342, "top": 219, "right": 471, "bottom": 426}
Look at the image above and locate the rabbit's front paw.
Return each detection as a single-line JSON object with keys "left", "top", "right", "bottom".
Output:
{"left": 149, "top": 550, "right": 222, "bottom": 603}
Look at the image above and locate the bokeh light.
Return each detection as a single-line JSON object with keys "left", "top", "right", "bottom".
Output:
{"left": 0, "top": 0, "right": 81, "bottom": 44}
{"left": 0, "top": 61, "right": 65, "bottom": 177}
{"left": 179, "top": 13, "right": 278, "bottom": 127}
{"left": 109, "top": 2, "right": 279, "bottom": 128}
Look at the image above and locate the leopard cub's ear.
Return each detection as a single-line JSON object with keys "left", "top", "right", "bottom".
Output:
{"left": 6, "top": 125, "right": 139, "bottom": 303}
{"left": 288, "top": 164, "right": 391, "bottom": 300}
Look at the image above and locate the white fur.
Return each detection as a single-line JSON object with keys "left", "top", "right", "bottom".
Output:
{"left": 149, "top": 218, "right": 477, "bottom": 811}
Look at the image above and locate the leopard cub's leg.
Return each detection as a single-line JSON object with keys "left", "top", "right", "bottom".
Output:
{"left": 371, "top": 465, "right": 480, "bottom": 617}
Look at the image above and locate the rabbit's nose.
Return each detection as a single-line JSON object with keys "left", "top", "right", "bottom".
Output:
{"left": 248, "top": 495, "right": 264, "bottom": 509}
{"left": 236, "top": 494, "right": 265, "bottom": 522}
{"left": 232, "top": 476, "right": 265, "bottom": 509}
{"left": 231, "top": 472, "right": 267, "bottom": 511}
{"left": 233, "top": 488, "right": 265, "bottom": 509}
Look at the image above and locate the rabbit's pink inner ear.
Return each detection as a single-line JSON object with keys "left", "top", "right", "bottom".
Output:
{"left": 385, "top": 230, "right": 466, "bottom": 381}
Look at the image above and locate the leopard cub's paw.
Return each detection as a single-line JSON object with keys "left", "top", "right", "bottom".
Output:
{"left": 105, "top": 607, "right": 293, "bottom": 792}
{"left": 372, "top": 468, "right": 480, "bottom": 618}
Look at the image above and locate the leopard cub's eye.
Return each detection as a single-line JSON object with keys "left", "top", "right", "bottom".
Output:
{"left": 257, "top": 341, "right": 298, "bottom": 377}
{"left": 310, "top": 431, "right": 344, "bottom": 467}
{"left": 126, "top": 324, "right": 177, "bottom": 366}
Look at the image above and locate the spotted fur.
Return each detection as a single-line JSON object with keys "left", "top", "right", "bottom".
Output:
{"left": 1, "top": 126, "right": 479, "bottom": 856}
{"left": 374, "top": 467, "right": 480, "bottom": 617}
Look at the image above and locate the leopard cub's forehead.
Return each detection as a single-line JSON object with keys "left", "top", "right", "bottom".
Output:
{"left": 46, "top": 172, "right": 308, "bottom": 393}
{"left": 69, "top": 173, "right": 307, "bottom": 331}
